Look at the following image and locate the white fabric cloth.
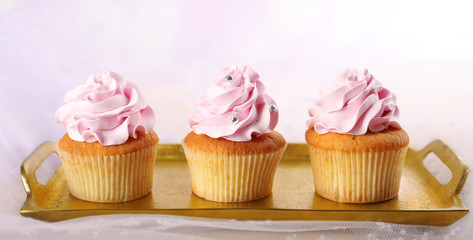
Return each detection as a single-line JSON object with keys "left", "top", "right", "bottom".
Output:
{"left": 1, "top": 0, "right": 472, "bottom": 239}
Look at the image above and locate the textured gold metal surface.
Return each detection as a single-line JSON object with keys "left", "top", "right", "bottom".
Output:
{"left": 20, "top": 141, "right": 469, "bottom": 225}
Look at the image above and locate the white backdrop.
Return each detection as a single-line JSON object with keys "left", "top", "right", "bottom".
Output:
{"left": 1, "top": 0, "right": 472, "bottom": 239}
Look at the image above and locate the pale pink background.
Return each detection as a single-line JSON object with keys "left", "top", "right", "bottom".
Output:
{"left": 1, "top": 0, "right": 472, "bottom": 239}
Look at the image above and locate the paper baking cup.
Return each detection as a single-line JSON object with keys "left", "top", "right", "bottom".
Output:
{"left": 58, "top": 144, "right": 158, "bottom": 203}
{"left": 183, "top": 144, "right": 286, "bottom": 202}
{"left": 308, "top": 146, "right": 408, "bottom": 203}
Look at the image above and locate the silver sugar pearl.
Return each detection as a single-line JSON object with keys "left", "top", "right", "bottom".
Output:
{"left": 269, "top": 104, "right": 277, "bottom": 112}
{"left": 230, "top": 116, "right": 239, "bottom": 125}
{"left": 225, "top": 74, "right": 234, "bottom": 82}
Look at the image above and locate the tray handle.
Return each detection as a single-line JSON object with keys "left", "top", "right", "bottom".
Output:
{"left": 415, "top": 139, "right": 469, "bottom": 198}
{"left": 20, "top": 142, "right": 58, "bottom": 198}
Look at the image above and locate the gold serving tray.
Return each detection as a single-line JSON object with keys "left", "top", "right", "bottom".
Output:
{"left": 20, "top": 140, "right": 469, "bottom": 225}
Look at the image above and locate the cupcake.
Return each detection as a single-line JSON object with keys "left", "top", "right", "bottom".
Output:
{"left": 55, "top": 71, "right": 159, "bottom": 203}
{"left": 306, "top": 68, "right": 409, "bottom": 203}
{"left": 183, "top": 65, "right": 287, "bottom": 202}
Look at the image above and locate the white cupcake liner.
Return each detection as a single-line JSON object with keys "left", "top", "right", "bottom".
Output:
{"left": 308, "top": 146, "right": 408, "bottom": 203}
{"left": 58, "top": 144, "right": 158, "bottom": 203}
{"left": 183, "top": 144, "right": 286, "bottom": 202}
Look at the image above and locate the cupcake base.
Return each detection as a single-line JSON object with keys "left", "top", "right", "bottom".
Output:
{"left": 57, "top": 130, "right": 159, "bottom": 203}
{"left": 306, "top": 128, "right": 409, "bottom": 203}
{"left": 183, "top": 131, "right": 287, "bottom": 202}
{"left": 308, "top": 146, "right": 408, "bottom": 203}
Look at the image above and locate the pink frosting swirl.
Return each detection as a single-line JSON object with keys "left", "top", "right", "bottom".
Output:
{"left": 190, "top": 65, "right": 279, "bottom": 141}
{"left": 307, "top": 68, "right": 401, "bottom": 135}
{"left": 55, "top": 71, "right": 155, "bottom": 146}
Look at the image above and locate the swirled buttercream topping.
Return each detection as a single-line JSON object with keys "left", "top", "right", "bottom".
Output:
{"left": 307, "top": 67, "right": 401, "bottom": 135}
{"left": 190, "top": 65, "right": 279, "bottom": 141}
{"left": 55, "top": 71, "right": 155, "bottom": 146}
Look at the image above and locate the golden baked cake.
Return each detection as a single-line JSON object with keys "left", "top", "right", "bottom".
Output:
{"left": 183, "top": 131, "right": 285, "bottom": 202}
{"left": 306, "top": 128, "right": 408, "bottom": 203}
